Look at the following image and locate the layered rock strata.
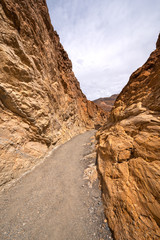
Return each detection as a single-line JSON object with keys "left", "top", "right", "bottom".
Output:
{"left": 0, "top": 0, "right": 106, "bottom": 189}
{"left": 94, "top": 94, "right": 118, "bottom": 113}
{"left": 97, "top": 35, "right": 160, "bottom": 240}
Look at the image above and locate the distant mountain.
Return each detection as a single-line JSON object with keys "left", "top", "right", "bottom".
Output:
{"left": 93, "top": 94, "right": 118, "bottom": 112}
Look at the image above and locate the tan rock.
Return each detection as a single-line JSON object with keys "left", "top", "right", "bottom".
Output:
{"left": 96, "top": 35, "right": 160, "bottom": 239}
{"left": 0, "top": 0, "right": 106, "bottom": 190}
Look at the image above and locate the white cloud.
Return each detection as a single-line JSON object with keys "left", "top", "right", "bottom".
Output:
{"left": 47, "top": 0, "right": 160, "bottom": 100}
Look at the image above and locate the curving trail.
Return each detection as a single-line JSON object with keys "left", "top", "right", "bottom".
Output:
{"left": 0, "top": 130, "right": 113, "bottom": 240}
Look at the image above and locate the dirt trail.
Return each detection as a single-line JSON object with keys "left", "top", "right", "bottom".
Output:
{"left": 0, "top": 130, "right": 113, "bottom": 240}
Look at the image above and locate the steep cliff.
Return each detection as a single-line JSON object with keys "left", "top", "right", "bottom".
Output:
{"left": 94, "top": 94, "right": 118, "bottom": 113}
{"left": 0, "top": 0, "right": 106, "bottom": 189}
{"left": 97, "top": 35, "right": 160, "bottom": 240}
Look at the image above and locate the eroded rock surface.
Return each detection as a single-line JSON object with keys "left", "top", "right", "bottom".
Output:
{"left": 0, "top": 0, "right": 106, "bottom": 189}
{"left": 97, "top": 35, "right": 160, "bottom": 240}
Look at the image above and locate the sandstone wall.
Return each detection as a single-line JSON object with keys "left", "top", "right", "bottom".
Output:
{"left": 0, "top": 0, "right": 106, "bottom": 189}
{"left": 97, "top": 35, "right": 160, "bottom": 240}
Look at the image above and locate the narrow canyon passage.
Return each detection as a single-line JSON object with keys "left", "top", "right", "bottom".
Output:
{"left": 0, "top": 130, "right": 113, "bottom": 240}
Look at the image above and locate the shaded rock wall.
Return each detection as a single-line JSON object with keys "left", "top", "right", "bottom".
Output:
{"left": 0, "top": 0, "right": 106, "bottom": 189}
{"left": 96, "top": 35, "right": 160, "bottom": 240}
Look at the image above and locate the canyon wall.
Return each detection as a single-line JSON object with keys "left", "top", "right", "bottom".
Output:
{"left": 97, "top": 35, "right": 160, "bottom": 240}
{"left": 0, "top": 0, "right": 106, "bottom": 189}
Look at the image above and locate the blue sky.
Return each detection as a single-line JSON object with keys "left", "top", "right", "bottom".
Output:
{"left": 46, "top": 0, "right": 160, "bottom": 100}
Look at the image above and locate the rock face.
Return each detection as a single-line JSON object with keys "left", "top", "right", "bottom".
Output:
{"left": 94, "top": 94, "right": 118, "bottom": 113}
{"left": 96, "top": 35, "right": 160, "bottom": 240}
{"left": 0, "top": 0, "right": 106, "bottom": 189}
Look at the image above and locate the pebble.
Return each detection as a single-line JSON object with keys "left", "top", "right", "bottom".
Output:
{"left": 89, "top": 207, "right": 94, "bottom": 214}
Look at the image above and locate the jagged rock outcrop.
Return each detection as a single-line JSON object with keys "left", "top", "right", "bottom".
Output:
{"left": 0, "top": 0, "right": 106, "bottom": 189}
{"left": 97, "top": 35, "right": 160, "bottom": 240}
{"left": 94, "top": 94, "right": 118, "bottom": 113}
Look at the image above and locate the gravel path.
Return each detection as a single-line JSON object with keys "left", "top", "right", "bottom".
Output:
{"left": 0, "top": 130, "right": 113, "bottom": 240}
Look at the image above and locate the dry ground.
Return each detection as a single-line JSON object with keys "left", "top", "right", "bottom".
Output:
{"left": 0, "top": 130, "right": 113, "bottom": 240}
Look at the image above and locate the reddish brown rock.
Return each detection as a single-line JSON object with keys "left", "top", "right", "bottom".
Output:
{"left": 94, "top": 94, "right": 118, "bottom": 113}
{"left": 96, "top": 35, "right": 160, "bottom": 240}
{"left": 0, "top": 0, "right": 106, "bottom": 189}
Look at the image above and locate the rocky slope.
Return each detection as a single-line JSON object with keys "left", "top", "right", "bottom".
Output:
{"left": 94, "top": 94, "right": 118, "bottom": 113}
{"left": 0, "top": 0, "right": 106, "bottom": 189}
{"left": 96, "top": 35, "right": 160, "bottom": 240}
